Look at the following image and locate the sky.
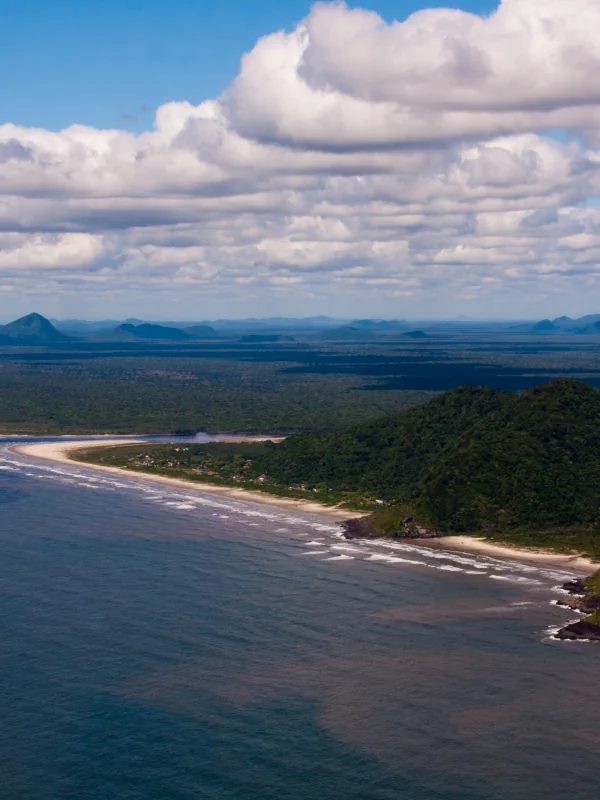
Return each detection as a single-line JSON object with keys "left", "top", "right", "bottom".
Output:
{"left": 1, "top": 1, "right": 497, "bottom": 132}
{"left": 2, "top": 0, "right": 600, "bottom": 320}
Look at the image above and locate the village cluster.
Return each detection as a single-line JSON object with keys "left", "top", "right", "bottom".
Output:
{"left": 124, "top": 446, "right": 388, "bottom": 504}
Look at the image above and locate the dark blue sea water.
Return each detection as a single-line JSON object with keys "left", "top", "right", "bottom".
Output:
{"left": 1, "top": 440, "right": 599, "bottom": 800}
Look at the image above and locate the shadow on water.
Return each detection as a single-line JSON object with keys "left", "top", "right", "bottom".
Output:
{"left": 3, "top": 680, "right": 481, "bottom": 800}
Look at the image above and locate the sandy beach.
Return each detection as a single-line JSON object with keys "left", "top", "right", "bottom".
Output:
{"left": 416, "top": 534, "right": 599, "bottom": 572}
{"left": 11, "top": 440, "right": 358, "bottom": 520}
{"left": 10, "top": 439, "right": 600, "bottom": 571}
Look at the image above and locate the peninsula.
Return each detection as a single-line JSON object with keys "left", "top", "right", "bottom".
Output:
{"left": 13, "top": 379, "right": 600, "bottom": 567}
{"left": 14, "top": 379, "right": 600, "bottom": 639}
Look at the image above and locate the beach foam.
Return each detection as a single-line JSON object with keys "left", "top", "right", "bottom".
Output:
{"left": 2, "top": 442, "right": 589, "bottom": 600}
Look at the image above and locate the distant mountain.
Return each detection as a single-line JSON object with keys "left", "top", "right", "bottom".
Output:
{"left": 95, "top": 323, "right": 193, "bottom": 342}
{"left": 51, "top": 318, "right": 122, "bottom": 334}
{"left": 309, "top": 325, "right": 378, "bottom": 341}
{"left": 208, "top": 317, "right": 344, "bottom": 331}
{"left": 512, "top": 315, "right": 600, "bottom": 334}
{"left": 91, "top": 325, "right": 138, "bottom": 342}
{"left": 50, "top": 316, "right": 347, "bottom": 337}
{"left": 566, "top": 314, "right": 600, "bottom": 328}
{"left": 0, "top": 313, "right": 69, "bottom": 343}
{"left": 350, "top": 319, "right": 406, "bottom": 331}
{"left": 549, "top": 314, "right": 600, "bottom": 333}
{"left": 120, "top": 319, "right": 216, "bottom": 330}
{"left": 552, "top": 315, "right": 575, "bottom": 329}
{"left": 118, "top": 323, "right": 191, "bottom": 341}
{"left": 182, "top": 325, "right": 218, "bottom": 339}
{"left": 239, "top": 334, "right": 294, "bottom": 343}
{"left": 532, "top": 319, "right": 558, "bottom": 333}
{"left": 403, "top": 330, "right": 427, "bottom": 338}
{"left": 573, "top": 321, "right": 600, "bottom": 335}
{"left": 506, "top": 318, "right": 559, "bottom": 334}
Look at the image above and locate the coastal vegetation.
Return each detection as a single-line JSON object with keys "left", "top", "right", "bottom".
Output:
{"left": 77, "top": 441, "right": 270, "bottom": 485}
{"left": 256, "top": 380, "right": 600, "bottom": 557}
{"left": 556, "top": 571, "right": 600, "bottom": 640}
{"left": 585, "top": 572, "right": 600, "bottom": 626}
{"left": 74, "top": 441, "right": 341, "bottom": 505}
{"left": 77, "top": 379, "right": 600, "bottom": 560}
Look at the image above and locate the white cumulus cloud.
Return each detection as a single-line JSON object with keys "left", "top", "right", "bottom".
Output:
{"left": 2, "top": 0, "right": 600, "bottom": 319}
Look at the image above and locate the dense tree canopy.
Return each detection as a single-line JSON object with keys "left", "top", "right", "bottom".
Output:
{"left": 257, "top": 380, "right": 600, "bottom": 533}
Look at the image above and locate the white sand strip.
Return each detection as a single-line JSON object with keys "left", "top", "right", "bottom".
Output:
{"left": 10, "top": 441, "right": 600, "bottom": 570}
{"left": 11, "top": 440, "right": 358, "bottom": 520}
{"left": 416, "top": 535, "right": 599, "bottom": 572}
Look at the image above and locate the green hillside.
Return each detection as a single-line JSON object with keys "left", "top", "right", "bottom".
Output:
{"left": 257, "top": 380, "right": 600, "bottom": 546}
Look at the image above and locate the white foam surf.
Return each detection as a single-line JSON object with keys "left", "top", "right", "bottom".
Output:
{"left": 323, "top": 554, "right": 355, "bottom": 561}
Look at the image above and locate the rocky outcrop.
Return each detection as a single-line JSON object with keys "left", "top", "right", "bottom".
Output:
{"left": 342, "top": 515, "right": 445, "bottom": 540}
{"left": 556, "top": 578, "right": 600, "bottom": 614}
{"left": 562, "top": 578, "right": 587, "bottom": 594}
{"left": 555, "top": 619, "right": 600, "bottom": 641}
{"left": 342, "top": 517, "right": 380, "bottom": 539}
{"left": 555, "top": 576, "right": 600, "bottom": 641}
{"left": 557, "top": 593, "right": 600, "bottom": 614}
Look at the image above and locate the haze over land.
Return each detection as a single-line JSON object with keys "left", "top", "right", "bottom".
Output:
{"left": 3, "top": 0, "right": 600, "bottom": 320}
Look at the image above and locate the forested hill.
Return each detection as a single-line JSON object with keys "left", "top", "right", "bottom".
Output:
{"left": 257, "top": 380, "right": 600, "bottom": 535}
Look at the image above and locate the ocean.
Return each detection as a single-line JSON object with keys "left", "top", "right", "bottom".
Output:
{"left": 1, "top": 439, "right": 599, "bottom": 800}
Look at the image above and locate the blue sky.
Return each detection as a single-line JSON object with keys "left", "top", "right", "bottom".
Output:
{"left": 1, "top": 0, "right": 498, "bottom": 131}
{"left": 2, "top": 0, "right": 600, "bottom": 321}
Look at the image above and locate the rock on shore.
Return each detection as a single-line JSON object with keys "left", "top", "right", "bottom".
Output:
{"left": 341, "top": 517, "right": 380, "bottom": 540}
{"left": 342, "top": 515, "right": 444, "bottom": 540}
{"left": 556, "top": 577, "right": 600, "bottom": 641}
{"left": 555, "top": 619, "right": 600, "bottom": 641}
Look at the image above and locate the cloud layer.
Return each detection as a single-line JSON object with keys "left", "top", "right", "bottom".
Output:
{"left": 2, "top": 0, "right": 600, "bottom": 318}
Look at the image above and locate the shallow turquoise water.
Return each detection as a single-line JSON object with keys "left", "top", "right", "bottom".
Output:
{"left": 1, "top": 443, "right": 598, "bottom": 799}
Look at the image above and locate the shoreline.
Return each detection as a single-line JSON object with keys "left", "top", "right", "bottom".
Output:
{"left": 10, "top": 440, "right": 357, "bottom": 520}
{"left": 10, "top": 440, "right": 600, "bottom": 572}
{"left": 1, "top": 433, "right": 288, "bottom": 442}
{"left": 413, "top": 535, "right": 599, "bottom": 573}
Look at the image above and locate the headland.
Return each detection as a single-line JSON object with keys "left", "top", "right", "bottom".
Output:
{"left": 11, "top": 439, "right": 599, "bottom": 571}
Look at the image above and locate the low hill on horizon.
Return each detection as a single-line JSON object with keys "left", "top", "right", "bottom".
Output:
{"left": 95, "top": 322, "right": 217, "bottom": 341}
{"left": 349, "top": 319, "right": 407, "bottom": 331}
{"left": 1, "top": 314, "right": 221, "bottom": 342}
{"left": 553, "top": 314, "right": 600, "bottom": 331}
{"left": 308, "top": 325, "right": 381, "bottom": 341}
{"left": 238, "top": 334, "right": 294, "bottom": 343}
{"left": 92, "top": 323, "right": 189, "bottom": 341}
{"left": 183, "top": 324, "right": 218, "bottom": 338}
{"left": 0, "top": 313, "right": 69, "bottom": 343}
{"left": 520, "top": 314, "right": 600, "bottom": 335}
{"left": 256, "top": 380, "right": 600, "bottom": 548}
